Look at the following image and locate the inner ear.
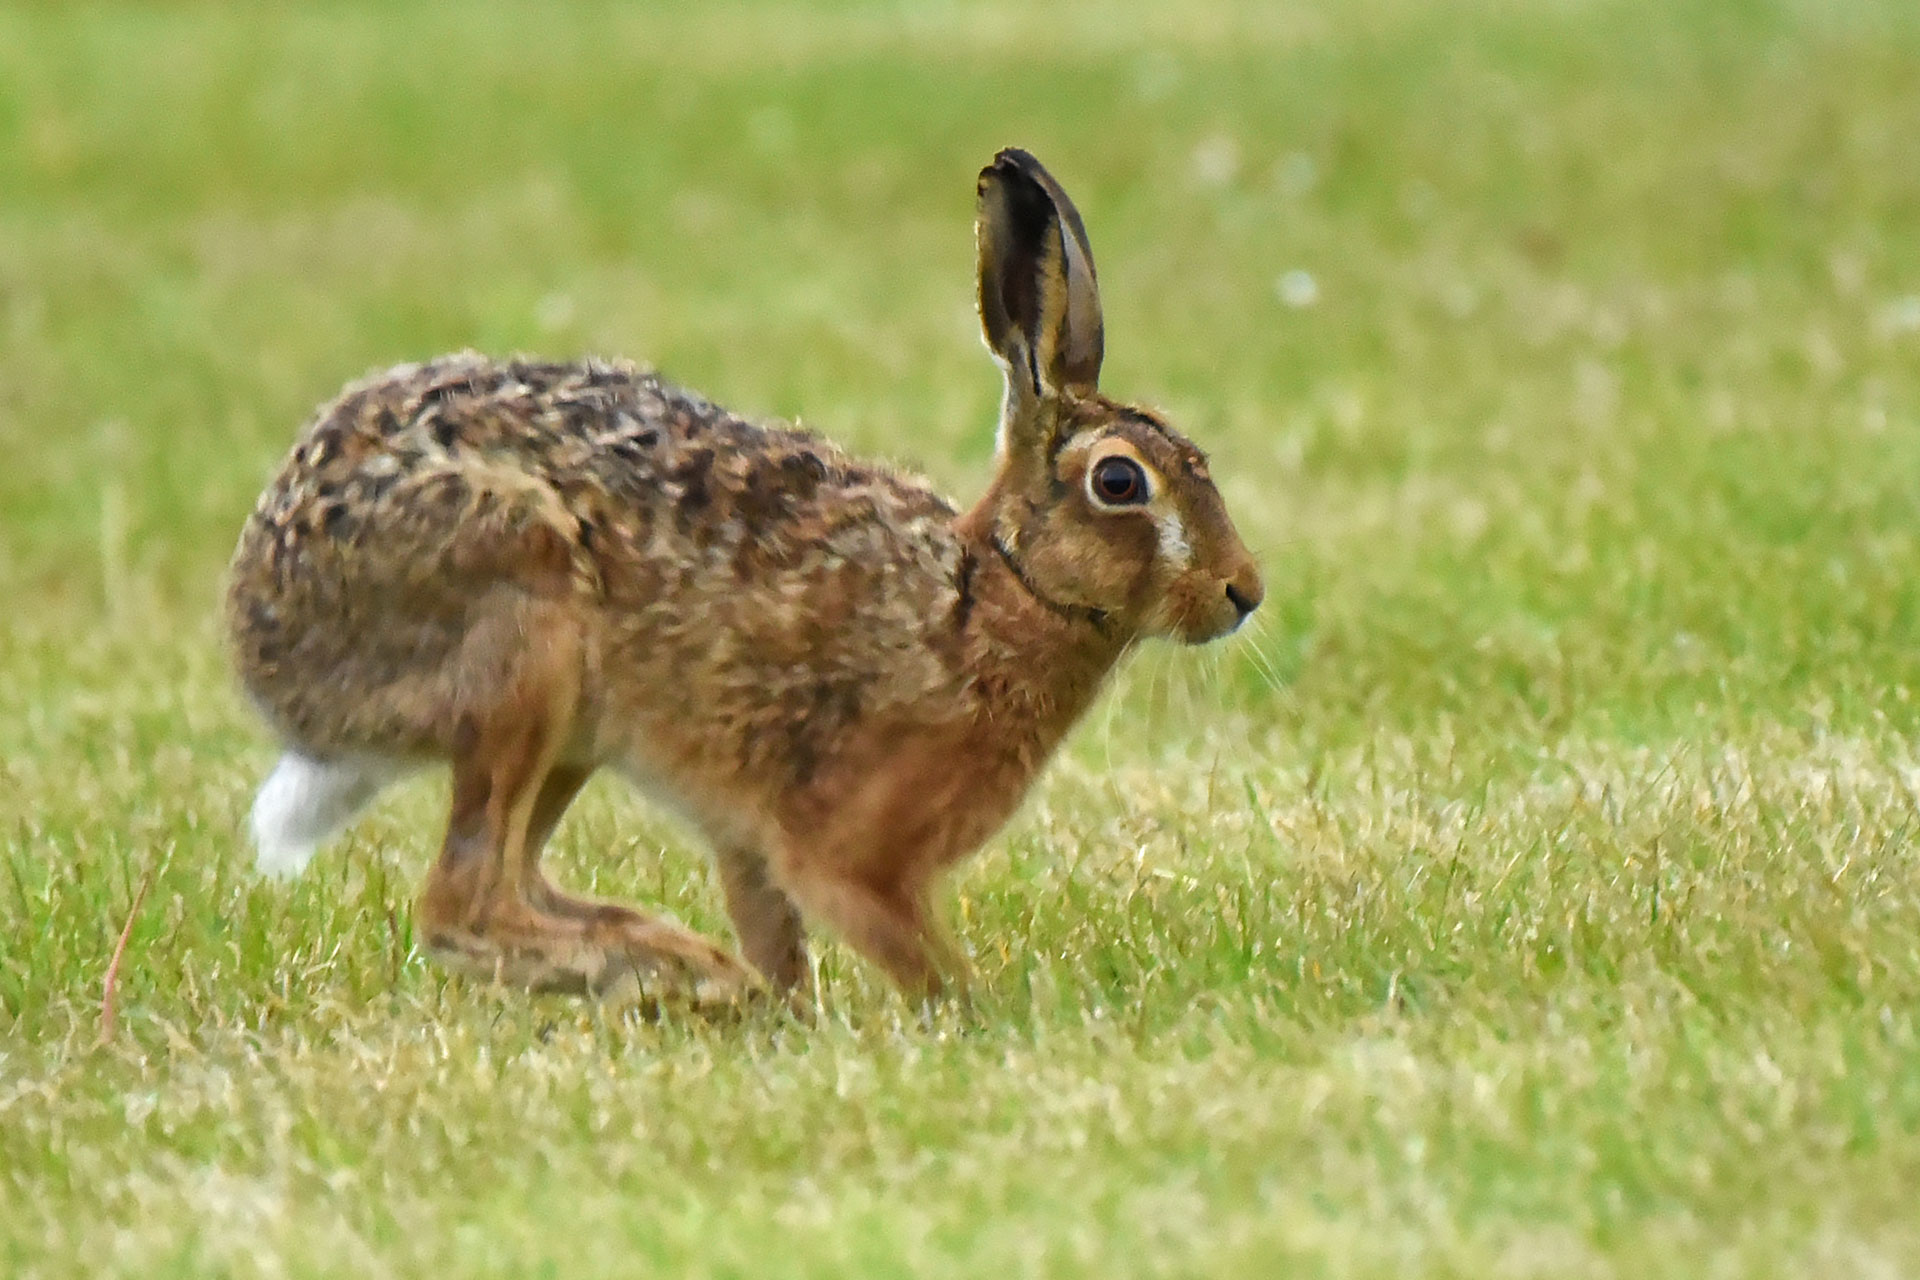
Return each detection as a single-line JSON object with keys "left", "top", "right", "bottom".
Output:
{"left": 977, "top": 168, "right": 1056, "bottom": 395}
{"left": 976, "top": 149, "right": 1105, "bottom": 401}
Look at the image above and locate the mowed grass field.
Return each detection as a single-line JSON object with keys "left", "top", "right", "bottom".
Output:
{"left": 5, "top": 0, "right": 1920, "bottom": 1274}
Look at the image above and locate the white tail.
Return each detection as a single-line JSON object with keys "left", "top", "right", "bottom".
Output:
{"left": 250, "top": 752, "right": 405, "bottom": 877}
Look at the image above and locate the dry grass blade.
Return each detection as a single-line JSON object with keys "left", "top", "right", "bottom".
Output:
{"left": 97, "top": 851, "right": 163, "bottom": 1047}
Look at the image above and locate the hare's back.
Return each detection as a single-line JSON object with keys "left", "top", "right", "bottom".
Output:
{"left": 227, "top": 353, "right": 966, "bottom": 755}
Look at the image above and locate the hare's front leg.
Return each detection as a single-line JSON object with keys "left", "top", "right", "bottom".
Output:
{"left": 781, "top": 863, "right": 963, "bottom": 1002}
{"left": 414, "top": 612, "right": 749, "bottom": 1003}
{"left": 716, "top": 846, "right": 810, "bottom": 995}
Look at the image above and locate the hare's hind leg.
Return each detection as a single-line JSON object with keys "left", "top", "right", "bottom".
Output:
{"left": 519, "top": 767, "right": 755, "bottom": 998}
{"left": 518, "top": 764, "right": 597, "bottom": 916}
{"left": 421, "top": 740, "right": 750, "bottom": 1002}
{"left": 414, "top": 612, "right": 748, "bottom": 1003}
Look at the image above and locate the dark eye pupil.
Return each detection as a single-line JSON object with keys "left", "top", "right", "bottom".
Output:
{"left": 1095, "top": 458, "right": 1143, "bottom": 503}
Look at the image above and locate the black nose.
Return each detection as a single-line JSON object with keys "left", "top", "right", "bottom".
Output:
{"left": 1225, "top": 582, "right": 1259, "bottom": 620}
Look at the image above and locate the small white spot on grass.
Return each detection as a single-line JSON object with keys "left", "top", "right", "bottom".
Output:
{"left": 1190, "top": 134, "right": 1240, "bottom": 188}
{"left": 1875, "top": 295, "right": 1920, "bottom": 337}
{"left": 1276, "top": 269, "right": 1319, "bottom": 309}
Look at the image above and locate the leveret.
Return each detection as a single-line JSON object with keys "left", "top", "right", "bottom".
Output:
{"left": 226, "top": 150, "right": 1263, "bottom": 1004}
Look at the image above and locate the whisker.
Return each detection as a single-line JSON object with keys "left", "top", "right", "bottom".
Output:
{"left": 1237, "top": 615, "right": 1290, "bottom": 699}
{"left": 1096, "top": 656, "right": 1126, "bottom": 781}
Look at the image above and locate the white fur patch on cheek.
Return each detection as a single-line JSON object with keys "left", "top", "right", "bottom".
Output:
{"left": 1156, "top": 511, "right": 1193, "bottom": 570}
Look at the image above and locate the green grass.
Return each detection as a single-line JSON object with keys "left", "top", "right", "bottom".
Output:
{"left": 5, "top": 0, "right": 1920, "bottom": 1274}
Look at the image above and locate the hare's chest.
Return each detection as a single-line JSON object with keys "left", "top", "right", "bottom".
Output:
{"left": 773, "top": 716, "right": 1048, "bottom": 880}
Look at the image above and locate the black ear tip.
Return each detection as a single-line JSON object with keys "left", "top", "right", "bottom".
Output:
{"left": 986, "top": 147, "right": 1050, "bottom": 184}
{"left": 982, "top": 150, "right": 1065, "bottom": 228}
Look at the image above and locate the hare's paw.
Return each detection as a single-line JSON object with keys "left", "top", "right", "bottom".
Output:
{"left": 419, "top": 922, "right": 609, "bottom": 995}
{"left": 590, "top": 909, "right": 756, "bottom": 1010}
{"left": 420, "top": 900, "right": 753, "bottom": 1011}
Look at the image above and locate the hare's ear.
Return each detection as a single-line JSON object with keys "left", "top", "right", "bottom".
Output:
{"left": 976, "top": 149, "right": 1104, "bottom": 414}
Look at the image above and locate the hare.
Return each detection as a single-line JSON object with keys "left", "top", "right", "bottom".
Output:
{"left": 226, "top": 149, "right": 1263, "bottom": 1004}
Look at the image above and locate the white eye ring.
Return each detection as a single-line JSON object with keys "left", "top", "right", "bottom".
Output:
{"left": 1087, "top": 455, "right": 1152, "bottom": 508}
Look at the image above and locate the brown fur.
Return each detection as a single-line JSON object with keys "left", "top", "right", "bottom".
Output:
{"left": 225, "top": 150, "right": 1262, "bottom": 1004}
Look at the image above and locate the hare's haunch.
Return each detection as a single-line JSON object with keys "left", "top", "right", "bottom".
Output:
{"left": 226, "top": 150, "right": 1263, "bottom": 1004}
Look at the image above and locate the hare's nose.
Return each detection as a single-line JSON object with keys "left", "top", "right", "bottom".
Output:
{"left": 1225, "top": 578, "right": 1262, "bottom": 621}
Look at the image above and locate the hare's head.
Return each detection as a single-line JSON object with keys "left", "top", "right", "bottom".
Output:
{"left": 973, "top": 149, "right": 1262, "bottom": 645}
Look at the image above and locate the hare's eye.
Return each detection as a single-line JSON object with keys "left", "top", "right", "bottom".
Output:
{"left": 1090, "top": 456, "right": 1149, "bottom": 507}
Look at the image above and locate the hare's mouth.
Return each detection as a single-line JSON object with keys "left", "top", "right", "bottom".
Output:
{"left": 1176, "top": 591, "right": 1255, "bottom": 645}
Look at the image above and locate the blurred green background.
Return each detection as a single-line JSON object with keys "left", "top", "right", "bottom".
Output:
{"left": 4, "top": 2, "right": 1920, "bottom": 1276}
